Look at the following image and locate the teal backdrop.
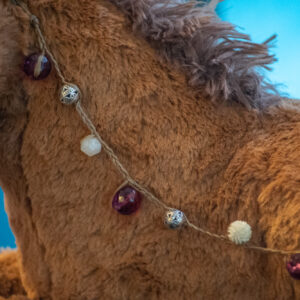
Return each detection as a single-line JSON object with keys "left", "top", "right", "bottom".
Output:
{"left": 0, "top": 0, "right": 300, "bottom": 248}
{"left": 0, "top": 189, "right": 16, "bottom": 248}
{"left": 218, "top": 0, "right": 300, "bottom": 98}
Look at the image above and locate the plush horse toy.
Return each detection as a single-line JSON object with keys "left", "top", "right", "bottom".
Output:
{"left": 0, "top": 0, "right": 299, "bottom": 299}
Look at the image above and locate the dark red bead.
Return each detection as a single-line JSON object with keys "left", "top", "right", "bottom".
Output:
{"left": 112, "top": 185, "right": 141, "bottom": 215}
{"left": 286, "top": 254, "right": 300, "bottom": 280}
{"left": 23, "top": 53, "right": 51, "bottom": 80}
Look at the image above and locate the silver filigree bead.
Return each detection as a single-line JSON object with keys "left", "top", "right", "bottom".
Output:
{"left": 60, "top": 83, "right": 80, "bottom": 105}
{"left": 165, "top": 209, "right": 185, "bottom": 229}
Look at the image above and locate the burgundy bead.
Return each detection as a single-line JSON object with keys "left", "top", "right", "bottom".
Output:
{"left": 112, "top": 185, "right": 142, "bottom": 215}
{"left": 286, "top": 254, "right": 300, "bottom": 280}
{"left": 23, "top": 53, "right": 51, "bottom": 80}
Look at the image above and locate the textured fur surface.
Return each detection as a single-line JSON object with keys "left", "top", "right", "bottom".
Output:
{"left": 0, "top": 250, "right": 26, "bottom": 298}
{"left": 110, "top": 0, "right": 280, "bottom": 109}
{"left": 0, "top": 0, "right": 299, "bottom": 299}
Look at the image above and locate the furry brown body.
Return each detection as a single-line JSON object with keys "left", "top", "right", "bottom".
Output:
{"left": 0, "top": 0, "right": 299, "bottom": 299}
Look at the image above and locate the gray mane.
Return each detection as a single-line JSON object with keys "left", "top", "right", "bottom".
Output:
{"left": 110, "top": 0, "right": 280, "bottom": 109}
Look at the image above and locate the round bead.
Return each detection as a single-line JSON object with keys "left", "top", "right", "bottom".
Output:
{"left": 165, "top": 209, "right": 185, "bottom": 229}
{"left": 112, "top": 186, "right": 142, "bottom": 215}
{"left": 80, "top": 135, "right": 102, "bottom": 157}
{"left": 286, "top": 254, "right": 300, "bottom": 280}
{"left": 227, "top": 220, "right": 252, "bottom": 244}
{"left": 23, "top": 53, "right": 51, "bottom": 80}
{"left": 60, "top": 84, "right": 80, "bottom": 105}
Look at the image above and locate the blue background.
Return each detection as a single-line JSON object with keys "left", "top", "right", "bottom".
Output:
{"left": 0, "top": 190, "right": 16, "bottom": 248}
{"left": 218, "top": 0, "right": 300, "bottom": 98}
{"left": 0, "top": 0, "right": 300, "bottom": 248}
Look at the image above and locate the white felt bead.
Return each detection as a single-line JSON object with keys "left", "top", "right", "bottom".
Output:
{"left": 228, "top": 220, "right": 252, "bottom": 244}
{"left": 80, "top": 135, "right": 102, "bottom": 157}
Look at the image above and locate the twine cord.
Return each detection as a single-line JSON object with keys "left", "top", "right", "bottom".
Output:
{"left": 15, "top": 0, "right": 67, "bottom": 84}
{"left": 14, "top": 0, "right": 300, "bottom": 256}
{"left": 75, "top": 102, "right": 171, "bottom": 211}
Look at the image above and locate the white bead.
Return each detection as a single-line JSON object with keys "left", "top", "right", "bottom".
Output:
{"left": 80, "top": 135, "right": 102, "bottom": 157}
{"left": 228, "top": 220, "right": 252, "bottom": 244}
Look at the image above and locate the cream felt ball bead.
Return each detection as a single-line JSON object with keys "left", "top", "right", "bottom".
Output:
{"left": 80, "top": 135, "right": 102, "bottom": 157}
{"left": 228, "top": 221, "right": 252, "bottom": 245}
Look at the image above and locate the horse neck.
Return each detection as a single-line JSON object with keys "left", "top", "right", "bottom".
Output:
{"left": 0, "top": 2, "right": 278, "bottom": 296}
{"left": 0, "top": 0, "right": 261, "bottom": 194}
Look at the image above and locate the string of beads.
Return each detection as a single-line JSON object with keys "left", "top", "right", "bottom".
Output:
{"left": 14, "top": 0, "right": 300, "bottom": 273}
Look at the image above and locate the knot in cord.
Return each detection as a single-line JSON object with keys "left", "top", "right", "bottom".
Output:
{"left": 30, "top": 15, "right": 39, "bottom": 26}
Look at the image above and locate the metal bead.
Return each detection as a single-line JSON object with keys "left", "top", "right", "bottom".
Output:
{"left": 60, "top": 83, "right": 80, "bottom": 105}
{"left": 165, "top": 209, "right": 185, "bottom": 229}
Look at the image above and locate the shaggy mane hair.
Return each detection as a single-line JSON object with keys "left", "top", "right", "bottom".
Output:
{"left": 110, "top": 0, "right": 280, "bottom": 109}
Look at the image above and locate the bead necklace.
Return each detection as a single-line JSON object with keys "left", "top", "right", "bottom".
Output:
{"left": 14, "top": 0, "right": 300, "bottom": 280}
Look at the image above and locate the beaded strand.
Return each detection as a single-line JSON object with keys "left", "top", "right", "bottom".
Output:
{"left": 14, "top": 0, "right": 300, "bottom": 280}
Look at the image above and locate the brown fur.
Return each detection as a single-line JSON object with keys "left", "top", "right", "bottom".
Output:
{"left": 0, "top": 250, "right": 26, "bottom": 298}
{"left": 110, "top": 0, "right": 280, "bottom": 109}
{"left": 0, "top": 295, "right": 29, "bottom": 300}
{"left": 0, "top": 0, "right": 299, "bottom": 299}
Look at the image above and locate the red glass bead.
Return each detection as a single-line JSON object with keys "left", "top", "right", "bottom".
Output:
{"left": 286, "top": 254, "right": 300, "bottom": 280}
{"left": 112, "top": 185, "right": 142, "bottom": 215}
{"left": 23, "top": 53, "right": 51, "bottom": 80}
